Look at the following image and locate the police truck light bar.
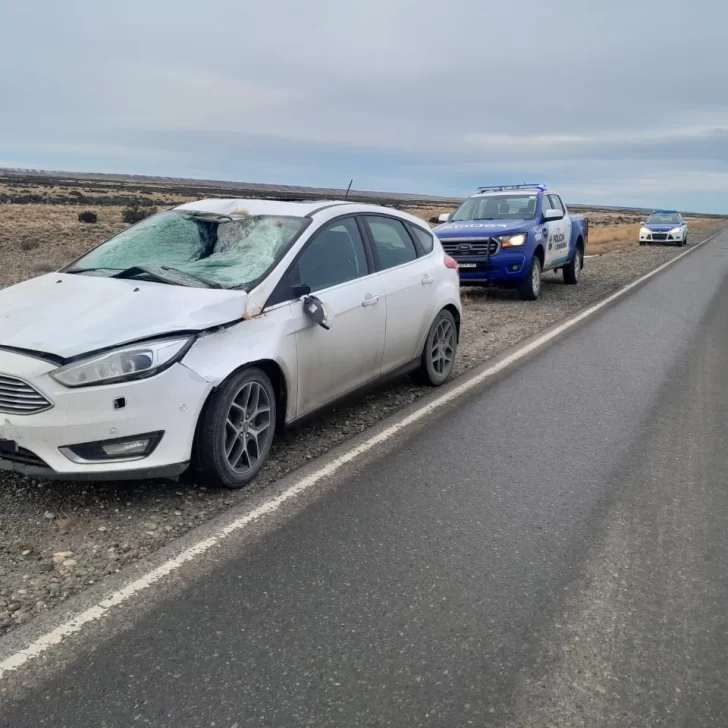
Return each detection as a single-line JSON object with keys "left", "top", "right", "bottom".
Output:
{"left": 476, "top": 183, "right": 547, "bottom": 193}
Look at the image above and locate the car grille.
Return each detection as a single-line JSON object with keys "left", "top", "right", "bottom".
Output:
{"left": 0, "top": 445, "right": 51, "bottom": 470}
{"left": 0, "top": 374, "right": 53, "bottom": 415}
{"left": 652, "top": 233, "right": 668, "bottom": 241}
{"left": 440, "top": 238, "right": 500, "bottom": 256}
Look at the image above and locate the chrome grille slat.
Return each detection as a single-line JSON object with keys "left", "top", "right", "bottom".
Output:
{"left": 0, "top": 373, "right": 53, "bottom": 415}
{"left": 440, "top": 238, "right": 500, "bottom": 256}
{"left": 0, "top": 389, "right": 47, "bottom": 400}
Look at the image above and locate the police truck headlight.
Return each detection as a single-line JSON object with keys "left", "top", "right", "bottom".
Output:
{"left": 496, "top": 233, "right": 527, "bottom": 247}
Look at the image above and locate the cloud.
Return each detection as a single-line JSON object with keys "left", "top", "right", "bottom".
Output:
{"left": 2, "top": 0, "right": 728, "bottom": 211}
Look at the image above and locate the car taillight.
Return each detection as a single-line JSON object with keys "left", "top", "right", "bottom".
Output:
{"left": 444, "top": 255, "right": 459, "bottom": 271}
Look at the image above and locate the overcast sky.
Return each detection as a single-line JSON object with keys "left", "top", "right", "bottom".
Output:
{"left": 2, "top": 0, "right": 727, "bottom": 211}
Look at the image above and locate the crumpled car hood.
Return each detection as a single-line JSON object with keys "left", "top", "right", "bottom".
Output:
{"left": 0, "top": 273, "right": 248, "bottom": 359}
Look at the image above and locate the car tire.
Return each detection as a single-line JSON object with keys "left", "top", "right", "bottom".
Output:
{"left": 562, "top": 247, "right": 582, "bottom": 285}
{"left": 411, "top": 309, "right": 458, "bottom": 387}
{"left": 194, "top": 367, "right": 277, "bottom": 489}
{"left": 518, "top": 256, "right": 542, "bottom": 301}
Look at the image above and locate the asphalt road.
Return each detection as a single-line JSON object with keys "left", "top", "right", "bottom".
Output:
{"left": 3, "top": 234, "right": 728, "bottom": 726}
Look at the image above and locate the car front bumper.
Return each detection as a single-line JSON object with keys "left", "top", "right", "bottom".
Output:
{"left": 0, "top": 350, "right": 212, "bottom": 481}
{"left": 453, "top": 252, "right": 529, "bottom": 285}
{"left": 640, "top": 230, "right": 684, "bottom": 243}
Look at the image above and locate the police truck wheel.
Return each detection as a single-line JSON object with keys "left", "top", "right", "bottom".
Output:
{"left": 518, "top": 257, "right": 542, "bottom": 301}
{"left": 562, "top": 247, "right": 582, "bottom": 285}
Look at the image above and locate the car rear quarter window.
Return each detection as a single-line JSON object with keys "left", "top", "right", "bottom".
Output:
{"left": 408, "top": 224, "right": 435, "bottom": 254}
{"left": 364, "top": 216, "right": 418, "bottom": 270}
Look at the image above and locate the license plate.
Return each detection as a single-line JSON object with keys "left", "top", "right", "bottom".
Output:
{"left": 0, "top": 440, "right": 18, "bottom": 454}
{"left": 458, "top": 263, "right": 477, "bottom": 268}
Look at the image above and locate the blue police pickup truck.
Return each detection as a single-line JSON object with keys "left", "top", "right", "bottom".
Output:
{"left": 433, "top": 184, "right": 588, "bottom": 301}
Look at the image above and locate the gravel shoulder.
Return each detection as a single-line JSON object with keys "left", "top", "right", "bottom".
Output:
{"left": 0, "top": 229, "right": 723, "bottom": 635}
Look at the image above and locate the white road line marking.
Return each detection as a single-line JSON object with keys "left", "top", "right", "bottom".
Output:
{"left": 0, "top": 229, "right": 724, "bottom": 679}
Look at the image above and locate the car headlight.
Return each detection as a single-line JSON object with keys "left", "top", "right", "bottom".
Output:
{"left": 670, "top": 227, "right": 682, "bottom": 235}
{"left": 496, "top": 233, "right": 528, "bottom": 247}
{"left": 51, "top": 336, "right": 194, "bottom": 388}
{"left": 640, "top": 227, "right": 650, "bottom": 236}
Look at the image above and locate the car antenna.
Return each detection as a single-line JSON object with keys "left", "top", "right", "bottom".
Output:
{"left": 344, "top": 179, "right": 353, "bottom": 200}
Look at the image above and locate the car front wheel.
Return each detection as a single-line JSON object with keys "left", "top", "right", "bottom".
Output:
{"left": 194, "top": 367, "right": 276, "bottom": 489}
{"left": 412, "top": 309, "right": 458, "bottom": 386}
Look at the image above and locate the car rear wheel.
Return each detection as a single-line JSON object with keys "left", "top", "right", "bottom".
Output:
{"left": 411, "top": 309, "right": 458, "bottom": 387}
{"left": 518, "top": 256, "right": 542, "bottom": 301}
{"left": 562, "top": 247, "right": 582, "bottom": 285}
{"left": 194, "top": 367, "right": 276, "bottom": 489}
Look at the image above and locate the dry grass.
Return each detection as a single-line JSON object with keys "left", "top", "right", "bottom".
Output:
{"left": 586, "top": 219, "right": 716, "bottom": 255}
{"left": 0, "top": 177, "right": 722, "bottom": 288}
{"left": 0, "top": 204, "right": 128, "bottom": 287}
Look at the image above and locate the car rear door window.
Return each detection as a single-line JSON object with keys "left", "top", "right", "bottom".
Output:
{"left": 364, "top": 216, "right": 418, "bottom": 270}
{"left": 295, "top": 217, "right": 369, "bottom": 293}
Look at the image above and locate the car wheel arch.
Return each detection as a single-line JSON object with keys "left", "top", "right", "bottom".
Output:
{"left": 199, "top": 358, "right": 290, "bottom": 436}
{"left": 442, "top": 304, "right": 461, "bottom": 340}
{"left": 533, "top": 245, "right": 545, "bottom": 267}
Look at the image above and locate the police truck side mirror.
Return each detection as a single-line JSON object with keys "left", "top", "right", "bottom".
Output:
{"left": 542, "top": 208, "right": 564, "bottom": 221}
{"left": 438, "top": 213, "right": 451, "bottom": 223}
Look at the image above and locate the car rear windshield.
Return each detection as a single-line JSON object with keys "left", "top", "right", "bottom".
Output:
{"left": 451, "top": 194, "right": 538, "bottom": 221}
{"left": 64, "top": 210, "right": 308, "bottom": 289}
{"left": 646, "top": 213, "right": 680, "bottom": 224}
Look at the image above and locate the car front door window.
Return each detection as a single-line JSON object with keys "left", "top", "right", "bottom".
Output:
{"left": 294, "top": 217, "right": 370, "bottom": 293}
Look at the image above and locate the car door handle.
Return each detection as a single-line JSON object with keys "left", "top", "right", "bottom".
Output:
{"left": 361, "top": 294, "right": 380, "bottom": 307}
{"left": 421, "top": 274, "right": 434, "bottom": 286}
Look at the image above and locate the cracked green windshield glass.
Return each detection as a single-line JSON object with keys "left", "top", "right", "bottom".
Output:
{"left": 66, "top": 210, "right": 306, "bottom": 289}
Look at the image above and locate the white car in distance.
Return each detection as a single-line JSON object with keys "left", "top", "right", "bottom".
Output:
{"left": 0, "top": 200, "right": 462, "bottom": 488}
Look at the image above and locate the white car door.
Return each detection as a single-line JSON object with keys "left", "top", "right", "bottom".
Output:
{"left": 362, "top": 215, "right": 438, "bottom": 374}
{"left": 544, "top": 194, "right": 571, "bottom": 269}
{"left": 281, "top": 217, "right": 386, "bottom": 418}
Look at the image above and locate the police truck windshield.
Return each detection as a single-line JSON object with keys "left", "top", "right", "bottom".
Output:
{"left": 452, "top": 194, "right": 538, "bottom": 221}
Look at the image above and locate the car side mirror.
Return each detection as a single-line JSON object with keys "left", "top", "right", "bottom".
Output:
{"left": 438, "top": 213, "right": 451, "bottom": 223}
{"left": 302, "top": 295, "right": 333, "bottom": 330}
{"left": 292, "top": 283, "right": 311, "bottom": 298}
{"left": 543, "top": 208, "right": 564, "bottom": 221}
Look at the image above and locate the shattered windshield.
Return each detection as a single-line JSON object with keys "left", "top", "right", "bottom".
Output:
{"left": 64, "top": 210, "right": 308, "bottom": 289}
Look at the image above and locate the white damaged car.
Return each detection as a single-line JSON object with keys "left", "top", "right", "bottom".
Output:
{"left": 0, "top": 200, "right": 461, "bottom": 488}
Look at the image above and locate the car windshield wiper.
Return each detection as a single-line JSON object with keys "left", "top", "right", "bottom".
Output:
{"left": 65, "top": 267, "right": 124, "bottom": 274}
{"left": 160, "top": 266, "right": 224, "bottom": 289}
{"left": 67, "top": 265, "right": 224, "bottom": 289}
{"left": 110, "top": 266, "right": 188, "bottom": 286}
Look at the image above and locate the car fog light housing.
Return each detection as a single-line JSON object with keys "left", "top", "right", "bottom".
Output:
{"left": 60, "top": 432, "right": 163, "bottom": 463}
